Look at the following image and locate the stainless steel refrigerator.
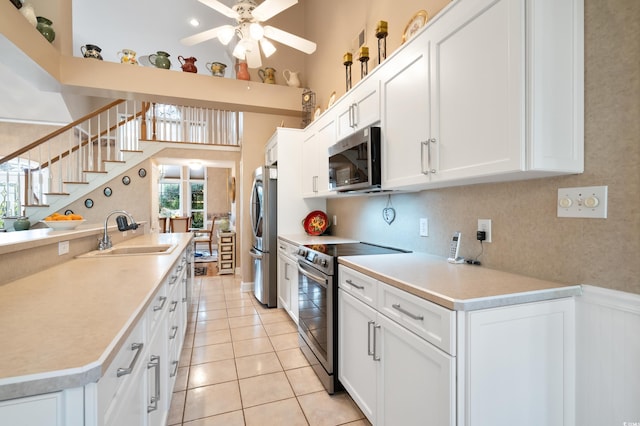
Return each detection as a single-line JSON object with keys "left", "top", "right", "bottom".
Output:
{"left": 249, "top": 165, "right": 278, "bottom": 307}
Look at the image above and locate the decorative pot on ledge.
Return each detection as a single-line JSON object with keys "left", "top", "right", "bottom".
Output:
{"left": 36, "top": 16, "right": 55, "bottom": 43}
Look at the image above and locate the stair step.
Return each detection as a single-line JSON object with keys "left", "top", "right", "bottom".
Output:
{"left": 44, "top": 192, "right": 70, "bottom": 196}
{"left": 122, "top": 149, "right": 144, "bottom": 153}
{"left": 25, "top": 204, "right": 49, "bottom": 208}
{"left": 103, "top": 160, "right": 126, "bottom": 164}
{"left": 63, "top": 181, "right": 89, "bottom": 185}
{"left": 83, "top": 170, "right": 108, "bottom": 174}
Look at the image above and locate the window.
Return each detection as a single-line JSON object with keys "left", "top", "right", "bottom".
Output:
{"left": 158, "top": 165, "right": 182, "bottom": 218}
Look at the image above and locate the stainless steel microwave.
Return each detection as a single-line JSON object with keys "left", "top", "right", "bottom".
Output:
{"left": 328, "top": 126, "right": 381, "bottom": 192}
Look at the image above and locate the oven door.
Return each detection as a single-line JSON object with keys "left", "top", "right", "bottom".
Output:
{"left": 297, "top": 260, "right": 333, "bottom": 374}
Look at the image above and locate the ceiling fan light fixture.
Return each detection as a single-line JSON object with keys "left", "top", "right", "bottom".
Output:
{"left": 189, "top": 18, "right": 200, "bottom": 27}
{"left": 249, "top": 22, "right": 265, "bottom": 40}
{"left": 232, "top": 43, "right": 246, "bottom": 59}
{"left": 218, "top": 25, "right": 236, "bottom": 45}
{"left": 260, "top": 38, "right": 277, "bottom": 57}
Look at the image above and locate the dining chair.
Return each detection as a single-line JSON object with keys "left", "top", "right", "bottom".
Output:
{"left": 169, "top": 216, "right": 191, "bottom": 233}
{"left": 158, "top": 217, "right": 167, "bottom": 233}
{"left": 193, "top": 216, "right": 221, "bottom": 254}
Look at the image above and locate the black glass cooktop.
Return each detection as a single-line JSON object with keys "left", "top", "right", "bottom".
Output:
{"left": 302, "top": 242, "right": 409, "bottom": 257}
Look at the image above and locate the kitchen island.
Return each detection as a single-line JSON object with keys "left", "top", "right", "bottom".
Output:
{"left": 0, "top": 232, "right": 193, "bottom": 425}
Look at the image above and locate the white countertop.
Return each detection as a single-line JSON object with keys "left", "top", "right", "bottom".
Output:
{"left": 278, "top": 233, "right": 359, "bottom": 245}
{"left": 0, "top": 232, "right": 192, "bottom": 401}
{"left": 339, "top": 252, "right": 581, "bottom": 311}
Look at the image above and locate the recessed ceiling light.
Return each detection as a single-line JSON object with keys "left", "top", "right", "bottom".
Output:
{"left": 189, "top": 18, "right": 200, "bottom": 27}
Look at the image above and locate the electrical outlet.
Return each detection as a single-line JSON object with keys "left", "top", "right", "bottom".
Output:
{"left": 477, "top": 219, "right": 492, "bottom": 243}
{"left": 419, "top": 218, "right": 429, "bottom": 237}
{"left": 58, "top": 241, "right": 69, "bottom": 255}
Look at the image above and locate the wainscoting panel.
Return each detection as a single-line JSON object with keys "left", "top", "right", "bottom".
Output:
{"left": 576, "top": 285, "right": 640, "bottom": 425}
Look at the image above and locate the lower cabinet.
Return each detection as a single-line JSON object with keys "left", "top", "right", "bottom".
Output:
{"left": 277, "top": 239, "right": 299, "bottom": 324}
{"left": 339, "top": 265, "right": 575, "bottom": 426}
{"left": 338, "top": 272, "right": 455, "bottom": 426}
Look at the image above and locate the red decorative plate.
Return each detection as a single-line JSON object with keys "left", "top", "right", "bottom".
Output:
{"left": 303, "top": 210, "right": 329, "bottom": 236}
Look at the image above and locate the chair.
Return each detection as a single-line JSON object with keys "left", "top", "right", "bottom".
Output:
{"left": 193, "top": 216, "right": 221, "bottom": 255}
{"left": 158, "top": 217, "right": 167, "bottom": 233}
{"left": 169, "top": 216, "right": 191, "bottom": 233}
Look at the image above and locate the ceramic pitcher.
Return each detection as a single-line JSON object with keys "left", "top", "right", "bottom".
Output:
{"left": 149, "top": 51, "right": 171, "bottom": 69}
{"left": 118, "top": 49, "right": 138, "bottom": 65}
{"left": 81, "top": 44, "right": 103, "bottom": 60}
{"left": 283, "top": 69, "right": 301, "bottom": 87}
{"left": 235, "top": 62, "right": 250, "bottom": 81}
{"left": 206, "top": 62, "right": 227, "bottom": 77}
{"left": 258, "top": 67, "right": 276, "bottom": 84}
{"left": 178, "top": 56, "right": 198, "bottom": 73}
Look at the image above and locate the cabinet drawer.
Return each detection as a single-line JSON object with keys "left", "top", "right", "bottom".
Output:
{"left": 219, "top": 261, "right": 234, "bottom": 269}
{"left": 220, "top": 253, "right": 233, "bottom": 261}
{"left": 339, "top": 266, "right": 378, "bottom": 308}
{"left": 219, "top": 244, "right": 233, "bottom": 253}
{"left": 378, "top": 282, "right": 456, "bottom": 355}
{"left": 220, "top": 236, "right": 234, "bottom": 244}
{"left": 147, "top": 282, "right": 168, "bottom": 337}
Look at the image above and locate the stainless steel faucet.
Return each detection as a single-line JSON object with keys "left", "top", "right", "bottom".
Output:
{"left": 98, "top": 210, "right": 138, "bottom": 250}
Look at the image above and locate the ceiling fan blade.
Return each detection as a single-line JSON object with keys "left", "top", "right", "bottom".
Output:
{"left": 245, "top": 39, "right": 262, "bottom": 68}
{"left": 197, "top": 0, "right": 240, "bottom": 19}
{"left": 252, "top": 0, "right": 298, "bottom": 21}
{"left": 264, "top": 25, "right": 316, "bottom": 54}
{"left": 180, "top": 25, "right": 232, "bottom": 46}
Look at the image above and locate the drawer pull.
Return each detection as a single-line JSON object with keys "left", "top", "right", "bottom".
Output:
{"left": 392, "top": 303, "right": 424, "bottom": 321}
{"left": 147, "top": 355, "right": 160, "bottom": 413}
{"left": 154, "top": 296, "right": 167, "bottom": 311}
{"left": 346, "top": 279, "right": 365, "bottom": 290}
{"left": 373, "top": 324, "right": 381, "bottom": 361}
{"left": 116, "top": 342, "right": 144, "bottom": 377}
{"left": 169, "top": 300, "right": 178, "bottom": 312}
{"left": 169, "top": 325, "right": 179, "bottom": 339}
{"left": 367, "top": 320, "right": 375, "bottom": 356}
{"left": 170, "top": 360, "right": 179, "bottom": 378}
{"left": 169, "top": 275, "right": 178, "bottom": 285}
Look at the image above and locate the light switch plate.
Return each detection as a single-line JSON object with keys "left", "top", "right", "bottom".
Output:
{"left": 419, "top": 218, "right": 428, "bottom": 237}
{"left": 557, "top": 186, "right": 608, "bottom": 218}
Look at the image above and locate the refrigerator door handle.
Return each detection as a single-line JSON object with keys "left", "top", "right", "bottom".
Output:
{"left": 249, "top": 248, "right": 264, "bottom": 259}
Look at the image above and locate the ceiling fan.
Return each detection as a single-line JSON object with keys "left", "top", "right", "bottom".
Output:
{"left": 181, "top": 0, "right": 316, "bottom": 68}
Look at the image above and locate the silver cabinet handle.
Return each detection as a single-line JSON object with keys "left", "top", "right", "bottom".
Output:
{"left": 346, "top": 279, "right": 364, "bottom": 290}
{"left": 153, "top": 296, "right": 167, "bottom": 312}
{"left": 351, "top": 103, "right": 358, "bottom": 128}
{"left": 170, "top": 360, "right": 179, "bottom": 378}
{"left": 284, "top": 263, "right": 290, "bottom": 281}
{"left": 116, "top": 342, "right": 144, "bottom": 377}
{"left": 373, "top": 324, "right": 381, "bottom": 361}
{"left": 392, "top": 303, "right": 424, "bottom": 321}
{"left": 169, "top": 325, "right": 179, "bottom": 340}
{"left": 169, "top": 275, "right": 178, "bottom": 285}
{"left": 427, "top": 138, "right": 436, "bottom": 174}
{"left": 367, "top": 320, "right": 375, "bottom": 356}
{"left": 169, "top": 300, "right": 178, "bottom": 312}
{"left": 420, "top": 141, "right": 429, "bottom": 175}
{"left": 147, "top": 355, "right": 160, "bottom": 413}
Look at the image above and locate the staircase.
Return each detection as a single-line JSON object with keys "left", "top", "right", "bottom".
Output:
{"left": 0, "top": 100, "right": 240, "bottom": 224}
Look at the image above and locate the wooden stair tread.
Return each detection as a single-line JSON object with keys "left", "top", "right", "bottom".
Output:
{"left": 25, "top": 204, "right": 49, "bottom": 208}
{"left": 63, "top": 181, "right": 89, "bottom": 185}
{"left": 103, "top": 160, "right": 126, "bottom": 163}
{"left": 44, "top": 192, "right": 70, "bottom": 196}
{"left": 83, "top": 170, "right": 108, "bottom": 174}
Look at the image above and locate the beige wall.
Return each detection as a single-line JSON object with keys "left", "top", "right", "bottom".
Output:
{"left": 314, "top": 0, "right": 640, "bottom": 295}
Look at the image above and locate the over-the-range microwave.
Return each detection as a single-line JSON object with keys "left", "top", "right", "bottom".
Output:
{"left": 328, "top": 126, "right": 382, "bottom": 193}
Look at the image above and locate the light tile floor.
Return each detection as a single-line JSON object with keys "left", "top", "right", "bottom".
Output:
{"left": 168, "top": 273, "right": 371, "bottom": 426}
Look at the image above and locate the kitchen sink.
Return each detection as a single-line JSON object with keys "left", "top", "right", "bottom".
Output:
{"left": 78, "top": 244, "right": 176, "bottom": 257}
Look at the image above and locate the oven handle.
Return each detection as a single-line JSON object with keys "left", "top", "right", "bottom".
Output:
{"left": 297, "top": 263, "right": 329, "bottom": 288}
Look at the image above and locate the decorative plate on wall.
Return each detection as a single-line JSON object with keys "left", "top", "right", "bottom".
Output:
{"left": 402, "top": 10, "right": 429, "bottom": 44}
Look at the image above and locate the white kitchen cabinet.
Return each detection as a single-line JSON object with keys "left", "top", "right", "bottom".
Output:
{"left": 335, "top": 77, "right": 381, "bottom": 141}
{"left": 338, "top": 268, "right": 455, "bottom": 426}
{"left": 461, "top": 298, "right": 575, "bottom": 426}
{"left": 277, "top": 238, "right": 299, "bottom": 324}
{"left": 301, "top": 115, "right": 335, "bottom": 198}
{"left": 382, "top": 0, "right": 583, "bottom": 191}
{"left": 0, "top": 389, "right": 84, "bottom": 426}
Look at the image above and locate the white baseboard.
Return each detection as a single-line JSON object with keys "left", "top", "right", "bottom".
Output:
{"left": 240, "top": 281, "right": 253, "bottom": 293}
{"left": 576, "top": 285, "right": 640, "bottom": 426}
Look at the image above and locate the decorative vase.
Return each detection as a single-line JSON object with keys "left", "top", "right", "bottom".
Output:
{"left": 81, "top": 44, "right": 103, "bottom": 60}
{"left": 118, "top": 49, "right": 138, "bottom": 65}
{"left": 283, "top": 69, "right": 301, "bottom": 87}
{"left": 36, "top": 16, "right": 55, "bottom": 43}
{"left": 149, "top": 51, "right": 171, "bottom": 69}
{"left": 218, "top": 217, "right": 230, "bottom": 231}
{"left": 258, "top": 67, "right": 276, "bottom": 84}
{"left": 235, "top": 62, "right": 250, "bottom": 81}
{"left": 13, "top": 217, "right": 31, "bottom": 231}
{"left": 178, "top": 56, "right": 197, "bottom": 73}
{"left": 206, "top": 62, "right": 227, "bottom": 77}
{"left": 20, "top": 4, "right": 37, "bottom": 26}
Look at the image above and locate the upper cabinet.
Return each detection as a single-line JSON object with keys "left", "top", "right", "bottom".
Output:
{"left": 381, "top": 0, "right": 583, "bottom": 191}
{"left": 302, "top": 114, "right": 335, "bottom": 198}
{"left": 335, "top": 77, "right": 381, "bottom": 142}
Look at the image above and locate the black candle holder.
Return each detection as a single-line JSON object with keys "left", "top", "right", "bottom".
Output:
{"left": 376, "top": 21, "right": 388, "bottom": 64}
{"left": 359, "top": 48, "right": 370, "bottom": 78}
{"left": 343, "top": 54, "right": 353, "bottom": 91}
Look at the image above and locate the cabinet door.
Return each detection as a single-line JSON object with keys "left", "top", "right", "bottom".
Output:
{"left": 377, "top": 313, "right": 455, "bottom": 426}
{"left": 277, "top": 252, "right": 291, "bottom": 313}
{"left": 302, "top": 117, "right": 334, "bottom": 198}
{"left": 105, "top": 364, "right": 146, "bottom": 426}
{"left": 288, "top": 257, "right": 299, "bottom": 324}
{"left": 301, "top": 131, "right": 319, "bottom": 197}
{"left": 381, "top": 29, "right": 432, "bottom": 189}
{"left": 338, "top": 289, "right": 377, "bottom": 424}
{"left": 429, "top": 0, "right": 524, "bottom": 182}
{"left": 336, "top": 79, "right": 381, "bottom": 141}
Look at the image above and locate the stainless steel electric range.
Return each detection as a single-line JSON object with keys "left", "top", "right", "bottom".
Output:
{"left": 295, "top": 242, "right": 409, "bottom": 393}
